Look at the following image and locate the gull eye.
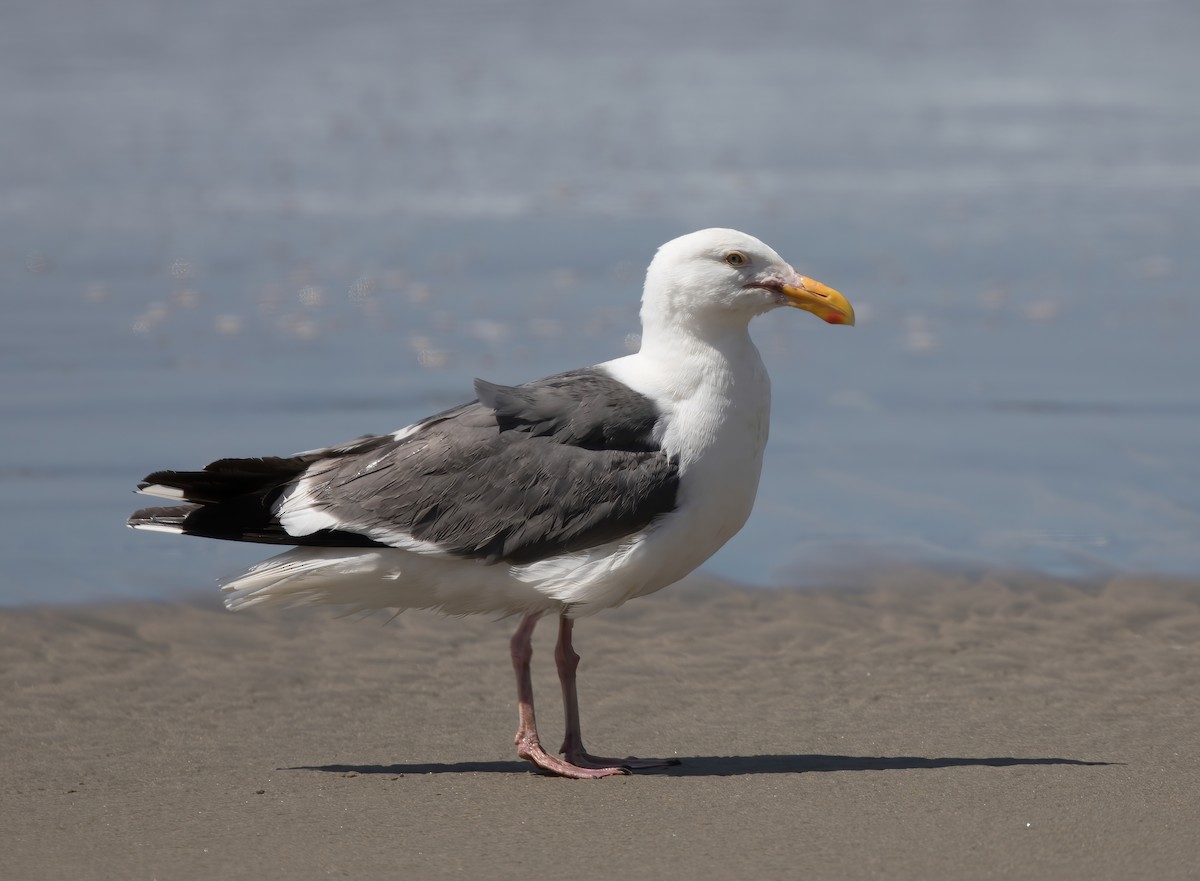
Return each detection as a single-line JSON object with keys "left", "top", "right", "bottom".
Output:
{"left": 724, "top": 251, "right": 747, "bottom": 267}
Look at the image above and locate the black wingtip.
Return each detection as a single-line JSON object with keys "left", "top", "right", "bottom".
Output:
{"left": 127, "top": 503, "right": 199, "bottom": 528}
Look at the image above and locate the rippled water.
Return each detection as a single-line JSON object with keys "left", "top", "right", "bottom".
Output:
{"left": 3, "top": 0, "right": 1198, "bottom": 604}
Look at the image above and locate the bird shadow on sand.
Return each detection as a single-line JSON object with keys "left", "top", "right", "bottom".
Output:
{"left": 292, "top": 754, "right": 1116, "bottom": 778}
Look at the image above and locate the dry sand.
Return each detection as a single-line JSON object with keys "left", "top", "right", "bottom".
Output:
{"left": 3, "top": 568, "right": 1199, "bottom": 880}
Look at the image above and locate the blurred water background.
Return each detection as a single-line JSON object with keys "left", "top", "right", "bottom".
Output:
{"left": 3, "top": 0, "right": 1198, "bottom": 605}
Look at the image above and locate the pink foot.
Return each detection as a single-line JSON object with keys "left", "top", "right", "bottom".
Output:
{"left": 517, "top": 736, "right": 630, "bottom": 779}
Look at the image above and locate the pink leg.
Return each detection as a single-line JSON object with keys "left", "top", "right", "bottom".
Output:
{"left": 555, "top": 615, "right": 680, "bottom": 771}
{"left": 510, "top": 612, "right": 628, "bottom": 779}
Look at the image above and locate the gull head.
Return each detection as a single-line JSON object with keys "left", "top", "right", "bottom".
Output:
{"left": 642, "top": 228, "right": 854, "bottom": 331}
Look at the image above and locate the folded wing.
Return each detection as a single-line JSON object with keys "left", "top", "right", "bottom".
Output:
{"left": 129, "top": 369, "right": 679, "bottom": 565}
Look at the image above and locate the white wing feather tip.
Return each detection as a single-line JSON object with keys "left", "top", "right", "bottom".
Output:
{"left": 137, "top": 484, "right": 187, "bottom": 500}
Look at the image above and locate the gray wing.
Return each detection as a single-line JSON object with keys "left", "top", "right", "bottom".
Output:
{"left": 130, "top": 369, "right": 680, "bottom": 565}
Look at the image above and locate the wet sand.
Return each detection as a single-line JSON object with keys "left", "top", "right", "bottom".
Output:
{"left": 4, "top": 569, "right": 1199, "bottom": 880}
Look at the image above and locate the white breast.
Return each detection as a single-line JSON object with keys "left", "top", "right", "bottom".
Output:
{"left": 567, "top": 329, "right": 772, "bottom": 608}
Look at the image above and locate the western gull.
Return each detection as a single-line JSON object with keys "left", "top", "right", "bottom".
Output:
{"left": 128, "top": 228, "right": 855, "bottom": 779}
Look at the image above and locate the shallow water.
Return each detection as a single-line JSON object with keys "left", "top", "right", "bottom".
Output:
{"left": 3, "top": 0, "right": 1198, "bottom": 604}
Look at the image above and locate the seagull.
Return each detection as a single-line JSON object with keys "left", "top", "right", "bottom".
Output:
{"left": 128, "top": 228, "right": 854, "bottom": 779}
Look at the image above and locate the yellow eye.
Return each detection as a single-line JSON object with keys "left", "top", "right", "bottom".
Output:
{"left": 724, "top": 251, "right": 747, "bottom": 267}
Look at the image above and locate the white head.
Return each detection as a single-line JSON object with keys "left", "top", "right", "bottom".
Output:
{"left": 641, "top": 228, "right": 854, "bottom": 339}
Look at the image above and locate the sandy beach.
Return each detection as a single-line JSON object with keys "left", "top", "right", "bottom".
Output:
{"left": 3, "top": 568, "right": 1198, "bottom": 880}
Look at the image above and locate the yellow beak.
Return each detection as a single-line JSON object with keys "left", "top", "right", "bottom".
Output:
{"left": 781, "top": 277, "right": 855, "bottom": 326}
